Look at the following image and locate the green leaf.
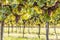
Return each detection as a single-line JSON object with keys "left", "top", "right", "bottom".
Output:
{"left": 44, "top": 13, "right": 51, "bottom": 22}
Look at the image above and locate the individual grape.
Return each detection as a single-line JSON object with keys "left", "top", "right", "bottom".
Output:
{"left": 18, "top": 6, "right": 21, "bottom": 12}
{"left": 48, "top": 9, "right": 51, "bottom": 16}
{"left": 33, "top": 2, "right": 38, "bottom": 6}
{"left": 4, "top": 13, "right": 8, "bottom": 16}
{"left": 18, "top": 4, "right": 24, "bottom": 12}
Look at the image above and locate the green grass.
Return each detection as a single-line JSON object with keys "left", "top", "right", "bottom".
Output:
{"left": 4, "top": 36, "right": 45, "bottom": 40}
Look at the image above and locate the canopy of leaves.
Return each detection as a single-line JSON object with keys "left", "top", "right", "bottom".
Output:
{"left": 0, "top": 0, "right": 60, "bottom": 26}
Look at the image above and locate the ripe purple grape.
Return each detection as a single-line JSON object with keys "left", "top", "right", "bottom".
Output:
{"left": 18, "top": 4, "right": 24, "bottom": 12}
{"left": 33, "top": 2, "right": 38, "bottom": 6}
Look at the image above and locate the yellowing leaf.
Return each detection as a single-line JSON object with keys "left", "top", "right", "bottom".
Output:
{"left": 34, "top": 6, "right": 42, "bottom": 14}
{"left": 21, "top": 13, "right": 31, "bottom": 20}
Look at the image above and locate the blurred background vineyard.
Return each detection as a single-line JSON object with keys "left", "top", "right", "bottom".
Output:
{"left": 0, "top": 0, "right": 60, "bottom": 40}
